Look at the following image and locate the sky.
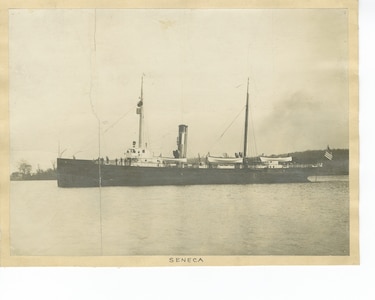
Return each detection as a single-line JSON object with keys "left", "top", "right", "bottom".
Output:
{"left": 9, "top": 8, "right": 349, "bottom": 172}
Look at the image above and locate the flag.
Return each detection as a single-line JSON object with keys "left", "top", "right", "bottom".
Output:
{"left": 136, "top": 99, "right": 143, "bottom": 114}
{"left": 324, "top": 146, "right": 333, "bottom": 160}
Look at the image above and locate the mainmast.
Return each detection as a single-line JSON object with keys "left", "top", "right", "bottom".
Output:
{"left": 243, "top": 78, "right": 250, "bottom": 165}
{"left": 136, "top": 75, "right": 144, "bottom": 148}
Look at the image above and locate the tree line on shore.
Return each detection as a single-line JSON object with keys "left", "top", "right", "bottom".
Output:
{"left": 10, "top": 160, "right": 57, "bottom": 181}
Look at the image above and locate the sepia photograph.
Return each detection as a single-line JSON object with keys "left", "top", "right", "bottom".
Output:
{"left": 1, "top": 3, "right": 358, "bottom": 266}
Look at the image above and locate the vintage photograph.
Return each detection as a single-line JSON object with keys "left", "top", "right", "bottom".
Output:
{"left": 5, "top": 7, "right": 356, "bottom": 263}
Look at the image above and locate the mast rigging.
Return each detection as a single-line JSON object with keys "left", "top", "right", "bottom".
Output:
{"left": 243, "top": 78, "right": 250, "bottom": 165}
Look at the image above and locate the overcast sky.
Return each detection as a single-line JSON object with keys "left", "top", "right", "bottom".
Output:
{"left": 9, "top": 8, "right": 349, "bottom": 171}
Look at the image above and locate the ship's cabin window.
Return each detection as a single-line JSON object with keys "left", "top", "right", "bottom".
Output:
{"left": 142, "top": 150, "right": 145, "bottom": 153}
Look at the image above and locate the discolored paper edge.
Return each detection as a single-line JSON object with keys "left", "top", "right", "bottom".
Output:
{"left": 0, "top": 0, "right": 359, "bottom": 267}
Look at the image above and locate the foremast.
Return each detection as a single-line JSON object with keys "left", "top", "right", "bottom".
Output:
{"left": 243, "top": 78, "right": 250, "bottom": 167}
{"left": 136, "top": 75, "right": 144, "bottom": 148}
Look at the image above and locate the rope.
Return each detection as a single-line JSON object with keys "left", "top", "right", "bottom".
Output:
{"left": 249, "top": 102, "right": 258, "bottom": 157}
{"left": 103, "top": 105, "right": 136, "bottom": 134}
{"left": 89, "top": 9, "right": 103, "bottom": 256}
{"left": 209, "top": 105, "right": 245, "bottom": 151}
{"left": 70, "top": 105, "right": 136, "bottom": 157}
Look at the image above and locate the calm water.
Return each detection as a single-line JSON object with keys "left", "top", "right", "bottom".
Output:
{"left": 10, "top": 179, "right": 349, "bottom": 256}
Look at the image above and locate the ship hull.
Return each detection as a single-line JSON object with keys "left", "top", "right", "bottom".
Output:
{"left": 56, "top": 158, "right": 331, "bottom": 187}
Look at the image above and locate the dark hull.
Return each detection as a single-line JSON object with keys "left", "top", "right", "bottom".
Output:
{"left": 56, "top": 158, "right": 337, "bottom": 188}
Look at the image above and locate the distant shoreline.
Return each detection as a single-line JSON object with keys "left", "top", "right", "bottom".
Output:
{"left": 11, "top": 178, "right": 57, "bottom": 181}
{"left": 10, "top": 170, "right": 57, "bottom": 181}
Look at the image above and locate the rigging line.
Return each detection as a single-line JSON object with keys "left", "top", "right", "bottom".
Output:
{"left": 247, "top": 76, "right": 258, "bottom": 158}
{"left": 89, "top": 11, "right": 99, "bottom": 123}
{"left": 89, "top": 8, "right": 102, "bottom": 256}
{"left": 148, "top": 129, "right": 176, "bottom": 154}
{"left": 103, "top": 105, "right": 136, "bottom": 133}
{"left": 71, "top": 105, "right": 136, "bottom": 155}
{"left": 209, "top": 105, "right": 246, "bottom": 151}
{"left": 180, "top": 78, "right": 184, "bottom": 124}
{"left": 95, "top": 9, "right": 103, "bottom": 256}
{"left": 249, "top": 99, "right": 258, "bottom": 157}
{"left": 149, "top": 129, "right": 175, "bottom": 144}
{"left": 144, "top": 100, "right": 151, "bottom": 148}
{"left": 249, "top": 85, "right": 258, "bottom": 156}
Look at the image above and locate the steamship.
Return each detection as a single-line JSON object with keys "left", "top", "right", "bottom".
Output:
{"left": 57, "top": 78, "right": 330, "bottom": 187}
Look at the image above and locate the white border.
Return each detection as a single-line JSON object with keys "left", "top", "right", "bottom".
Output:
{"left": 0, "top": 0, "right": 373, "bottom": 299}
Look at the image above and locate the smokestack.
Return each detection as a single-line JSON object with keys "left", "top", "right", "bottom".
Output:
{"left": 177, "top": 124, "right": 188, "bottom": 158}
